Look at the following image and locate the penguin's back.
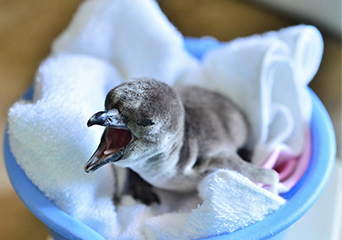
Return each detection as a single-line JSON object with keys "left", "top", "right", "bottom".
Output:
{"left": 174, "top": 86, "right": 249, "bottom": 157}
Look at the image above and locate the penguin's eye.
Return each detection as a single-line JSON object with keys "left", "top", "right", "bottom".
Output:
{"left": 137, "top": 119, "right": 155, "bottom": 127}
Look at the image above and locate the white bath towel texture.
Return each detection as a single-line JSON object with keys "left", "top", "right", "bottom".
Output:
{"left": 200, "top": 25, "right": 323, "bottom": 166}
{"left": 9, "top": 55, "right": 122, "bottom": 239}
{"left": 7, "top": 0, "right": 323, "bottom": 239}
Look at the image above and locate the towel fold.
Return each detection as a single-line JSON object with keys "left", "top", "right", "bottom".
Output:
{"left": 8, "top": 0, "right": 323, "bottom": 239}
{"left": 199, "top": 25, "right": 323, "bottom": 166}
{"left": 8, "top": 54, "right": 121, "bottom": 239}
{"left": 52, "top": 0, "right": 201, "bottom": 86}
{"left": 143, "top": 169, "right": 286, "bottom": 240}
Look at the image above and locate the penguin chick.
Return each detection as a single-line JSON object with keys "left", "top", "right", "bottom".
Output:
{"left": 84, "top": 78, "right": 279, "bottom": 202}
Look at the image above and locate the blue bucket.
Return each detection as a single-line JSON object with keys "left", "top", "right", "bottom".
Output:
{"left": 4, "top": 38, "right": 336, "bottom": 240}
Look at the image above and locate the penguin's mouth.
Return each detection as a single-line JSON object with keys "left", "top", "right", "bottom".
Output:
{"left": 84, "top": 127, "right": 134, "bottom": 173}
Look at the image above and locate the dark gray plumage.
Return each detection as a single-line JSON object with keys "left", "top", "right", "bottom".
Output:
{"left": 84, "top": 78, "right": 279, "bottom": 203}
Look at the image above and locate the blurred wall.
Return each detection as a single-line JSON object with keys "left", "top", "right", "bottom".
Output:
{"left": 249, "top": 0, "right": 342, "bottom": 39}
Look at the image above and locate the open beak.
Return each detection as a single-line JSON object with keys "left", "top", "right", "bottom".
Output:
{"left": 84, "top": 109, "right": 133, "bottom": 173}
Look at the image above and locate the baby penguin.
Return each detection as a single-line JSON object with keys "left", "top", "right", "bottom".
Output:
{"left": 84, "top": 78, "right": 279, "bottom": 203}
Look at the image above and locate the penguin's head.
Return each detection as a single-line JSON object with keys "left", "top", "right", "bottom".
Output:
{"left": 84, "top": 78, "right": 184, "bottom": 173}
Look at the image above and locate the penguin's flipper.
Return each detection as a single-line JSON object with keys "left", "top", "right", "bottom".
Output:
{"left": 199, "top": 151, "right": 279, "bottom": 187}
{"left": 126, "top": 169, "right": 160, "bottom": 205}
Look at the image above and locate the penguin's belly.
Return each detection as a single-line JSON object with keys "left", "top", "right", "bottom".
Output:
{"left": 149, "top": 174, "right": 199, "bottom": 192}
{"left": 137, "top": 165, "right": 200, "bottom": 192}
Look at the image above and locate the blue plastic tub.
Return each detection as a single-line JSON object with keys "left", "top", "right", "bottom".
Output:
{"left": 4, "top": 38, "right": 336, "bottom": 240}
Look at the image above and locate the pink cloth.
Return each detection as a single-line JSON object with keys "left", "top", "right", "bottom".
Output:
{"left": 262, "top": 130, "right": 311, "bottom": 189}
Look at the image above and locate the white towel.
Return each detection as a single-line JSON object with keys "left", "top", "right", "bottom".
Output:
{"left": 199, "top": 25, "right": 323, "bottom": 166}
{"left": 8, "top": 54, "right": 122, "bottom": 239}
{"left": 51, "top": 0, "right": 201, "bottom": 86}
{"left": 8, "top": 0, "right": 323, "bottom": 239}
{"left": 142, "top": 170, "right": 286, "bottom": 240}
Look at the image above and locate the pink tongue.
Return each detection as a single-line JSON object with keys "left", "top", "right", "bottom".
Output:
{"left": 104, "top": 149, "right": 118, "bottom": 156}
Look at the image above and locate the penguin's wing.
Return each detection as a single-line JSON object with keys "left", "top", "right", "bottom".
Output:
{"left": 197, "top": 151, "right": 279, "bottom": 191}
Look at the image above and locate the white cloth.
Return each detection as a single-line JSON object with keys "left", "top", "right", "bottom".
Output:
{"left": 198, "top": 24, "right": 323, "bottom": 166}
{"left": 8, "top": 0, "right": 323, "bottom": 239}
{"left": 143, "top": 170, "right": 285, "bottom": 240}
{"left": 51, "top": 0, "right": 201, "bottom": 86}
{"left": 8, "top": 54, "right": 121, "bottom": 239}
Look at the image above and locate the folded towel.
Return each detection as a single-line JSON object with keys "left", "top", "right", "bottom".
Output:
{"left": 143, "top": 169, "right": 286, "bottom": 239}
{"left": 8, "top": 54, "right": 121, "bottom": 239}
{"left": 198, "top": 25, "right": 323, "bottom": 167}
{"left": 51, "top": 0, "right": 201, "bottom": 86}
{"left": 8, "top": 0, "right": 323, "bottom": 239}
